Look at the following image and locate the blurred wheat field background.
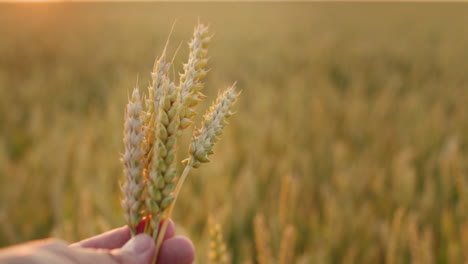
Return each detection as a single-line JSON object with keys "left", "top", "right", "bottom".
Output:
{"left": 0, "top": 2, "right": 467, "bottom": 263}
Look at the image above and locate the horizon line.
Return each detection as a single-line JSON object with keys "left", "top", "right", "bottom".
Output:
{"left": 2, "top": 0, "right": 468, "bottom": 2}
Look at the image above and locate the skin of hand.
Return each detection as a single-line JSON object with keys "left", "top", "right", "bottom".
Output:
{"left": 0, "top": 219, "right": 195, "bottom": 264}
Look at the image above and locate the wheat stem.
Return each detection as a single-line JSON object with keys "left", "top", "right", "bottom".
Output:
{"left": 152, "top": 162, "right": 193, "bottom": 263}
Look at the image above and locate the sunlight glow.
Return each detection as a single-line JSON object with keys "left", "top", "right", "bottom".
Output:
{"left": 5, "top": 0, "right": 62, "bottom": 2}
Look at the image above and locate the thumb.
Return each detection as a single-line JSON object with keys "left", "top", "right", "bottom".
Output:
{"left": 73, "top": 234, "right": 155, "bottom": 264}
{"left": 116, "top": 234, "right": 155, "bottom": 263}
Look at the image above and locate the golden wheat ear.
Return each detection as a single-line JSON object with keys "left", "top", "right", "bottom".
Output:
{"left": 208, "top": 217, "right": 230, "bottom": 264}
{"left": 120, "top": 86, "right": 145, "bottom": 236}
{"left": 279, "top": 225, "right": 297, "bottom": 264}
{"left": 254, "top": 214, "right": 273, "bottom": 264}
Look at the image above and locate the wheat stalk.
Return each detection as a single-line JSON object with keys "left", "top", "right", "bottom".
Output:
{"left": 120, "top": 87, "right": 145, "bottom": 236}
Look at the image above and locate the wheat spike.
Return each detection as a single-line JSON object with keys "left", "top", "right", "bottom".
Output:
{"left": 146, "top": 76, "right": 181, "bottom": 237}
{"left": 141, "top": 29, "right": 174, "bottom": 188}
{"left": 143, "top": 52, "right": 171, "bottom": 163}
{"left": 186, "top": 84, "right": 239, "bottom": 168}
{"left": 146, "top": 22, "right": 175, "bottom": 119}
{"left": 148, "top": 54, "right": 171, "bottom": 116}
{"left": 208, "top": 217, "right": 230, "bottom": 264}
{"left": 279, "top": 225, "right": 297, "bottom": 264}
{"left": 179, "top": 23, "right": 212, "bottom": 130}
{"left": 279, "top": 174, "right": 298, "bottom": 228}
{"left": 141, "top": 43, "right": 172, "bottom": 233}
{"left": 254, "top": 214, "right": 273, "bottom": 264}
{"left": 120, "top": 87, "right": 145, "bottom": 236}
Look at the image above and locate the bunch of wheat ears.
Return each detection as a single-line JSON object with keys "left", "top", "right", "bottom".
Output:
{"left": 120, "top": 23, "right": 239, "bottom": 262}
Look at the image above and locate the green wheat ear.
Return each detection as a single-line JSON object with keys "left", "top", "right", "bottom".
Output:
{"left": 186, "top": 84, "right": 240, "bottom": 168}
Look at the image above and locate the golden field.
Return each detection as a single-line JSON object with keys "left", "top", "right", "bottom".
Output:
{"left": 0, "top": 2, "right": 467, "bottom": 263}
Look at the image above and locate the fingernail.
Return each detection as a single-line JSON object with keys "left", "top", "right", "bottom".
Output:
{"left": 122, "top": 234, "right": 153, "bottom": 255}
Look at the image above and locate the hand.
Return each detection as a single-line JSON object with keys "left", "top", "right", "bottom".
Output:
{"left": 0, "top": 219, "right": 195, "bottom": 264}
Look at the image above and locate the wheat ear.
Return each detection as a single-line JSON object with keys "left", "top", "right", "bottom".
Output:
{"left": 142, "top": 23, "right": 175, "bottom": 182}
{"left": 278, "top": 225, "right": 297, "bottom": 264}
{"left": 208, "top": 217, "right": 230, "bottom": 264}
{"left": 153, "top": 84, "right": 239, "bottom": 261}
{"left": 120, "top": 87, "right": 145, "bottom": 236}
{"left": 145, "top": 76, "right": 181, "bottom": 238}
{"left": 179, "top": 23, "right": 212, "bottom": 130}
{"left": 142, "top": 51, "right": 171, "bottom": 166}
{"left": 186, "top": 84, "right": 239, "bottom": 168}
{"left": 141, "top": 41, "right": 173, "bottom": 235}
{"left": 254, "top": 214, "right": 273, "bottom": 264}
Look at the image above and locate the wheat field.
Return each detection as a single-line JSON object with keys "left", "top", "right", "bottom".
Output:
{"left": 0, "top": 2, "right": 467, "bottom": 264}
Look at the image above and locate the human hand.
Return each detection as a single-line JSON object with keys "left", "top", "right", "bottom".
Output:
{"left": 0, "top": 219, "right": 194, "bottom": 264}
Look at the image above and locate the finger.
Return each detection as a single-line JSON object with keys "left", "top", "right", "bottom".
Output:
{"left": 70, "top": 226, "right": 130, "bottom": 249}
{"left": 157, "top": 236, "right": 195, "bottom": 264}
{"left": 71, "top": 219, "right": 175, "bottom": 250}
{"left": 73, "top": 217, "right": 154, "bottom": 249}
{"left": 161, "top": 219, "right": 175, "bottom": 240}
{"left": 70, "top": 233, "right": 155, "bottom": 264}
